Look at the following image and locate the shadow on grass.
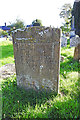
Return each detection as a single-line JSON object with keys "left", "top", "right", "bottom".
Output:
{"left": 60, "top": 77, "right": 79, "bottom": 98}
{"left": 60, "top": 56, "right": 79, "bottom": 75}
{"left": 2, "top": 76, "right": 57, "bottom": 119}
{"left": 60, "top": 56, "right": 79, "bottom": 99}
{"left": 0, "top": 44, "right": 13, "bottom": 59}
{"left": 2, "top": 77, "right": 80, "bottom": 119}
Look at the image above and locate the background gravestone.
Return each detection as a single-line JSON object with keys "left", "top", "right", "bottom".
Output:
{"left": 70, "top": 37, "right": 80, "bottom": 47}
{"left": 61, "top": 36, "right": 67, "bottom": 47}
{"left": 13, "top": 27, "right": 61, "bottom": 93}
{"left": 74, "top": 44, "right": 80, "bottom": 60}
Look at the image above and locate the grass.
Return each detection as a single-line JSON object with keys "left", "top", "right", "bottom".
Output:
{"left": 0, "top": 40, "right": 14, "bottom": 67}
{"left": 0, "top": 41, "right": 80, "bottom": 119}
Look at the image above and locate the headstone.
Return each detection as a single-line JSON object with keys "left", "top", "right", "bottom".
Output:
{"left": 70, "top": 36, "right": 80, "bottom": 47}
{"left": 74, "top": 44, "right": 80, "bottom": 60}
{"left": 61, "top": 36, "right": 67, "bottom": 47}
{"left": 12, "top": 27, "right": 61, "bottom": 93}
{"left": 70, "top": 37, "right": 80, "bottom": 60}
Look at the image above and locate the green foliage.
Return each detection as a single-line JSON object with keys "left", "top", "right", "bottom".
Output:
{"left": 12, "top": 19, "right": 25, "bottom": 29}
{"left": 0, "top": 41, "right": 14, "bottom": 67}
{"left": 32, "top": 19, "right": 42, "bottom": 26}
{"left": 8, "top": 19, "right": 25, "bottom": 34}
{"left": 59, "top": 4, "right": 72, "bottom": 21}
{"left": 1, "top": 41, "right": 80, "bottom": 119}
{"left": 61, "top": 23, "right": 71, "bottom": 34}
{"left": 60, "top": 4, "right": 72, "bottom": 34}
{"left": 0, "top": 29, "right": 8, "bottom": 36}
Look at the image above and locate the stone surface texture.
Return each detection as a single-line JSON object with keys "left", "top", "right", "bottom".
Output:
{"left": 0, "top": 64, "right": 16, "bottom": 79}
{"left": 70, "top": 37, "right": 80, "bottom": 47}
{"left": 61, "top": 36, "right": 67, "bottom": 47}
{"left": 74, "top": 44, "right": 80, "bottom": 60}
{"left": 12, "top": 27, "right": 61, "bottom": 93}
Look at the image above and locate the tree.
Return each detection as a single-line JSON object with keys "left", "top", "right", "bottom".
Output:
{"left": 0, "top": 29, "right": 8, "bottom": 36}
{"left": 59, "top": 4, "right": 72, "bottom": 34}
{"left": 32, "top": 19, "right": 42, "bottom": 26}
{"left": 8, "top": 19, "right": 25, "bottom": 35}
{"left": 8, "top": 19, "right": 25, "bottom": 30}
{"left": 59, "top": 4, "right": 72, "bottom": 21}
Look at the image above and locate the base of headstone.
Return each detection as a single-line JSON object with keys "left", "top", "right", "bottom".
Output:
{"left": 74, "top": 44, "right": 80, "bottom": 60}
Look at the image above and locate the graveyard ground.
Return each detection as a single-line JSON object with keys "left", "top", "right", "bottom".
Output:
{"left": 0, "top": 40, "right": 80, "bottom": 119}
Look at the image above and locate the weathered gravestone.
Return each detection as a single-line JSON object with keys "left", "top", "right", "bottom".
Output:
{"left": 74, "top": 44, "right": 80, "bottom": 60}
{"left": 12, "top": 27, "right": 61, "bottom": 93}
{"left": 70, "top": 36, "right": 80, "bottom": 47}
{"left": 61, "top": 36, "right": 67, "bottom": 47}
{"left": 70, "top": 37, "right": 80, "bottom": 60}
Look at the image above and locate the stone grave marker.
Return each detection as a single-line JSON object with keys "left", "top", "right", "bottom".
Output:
{"left": 12, "top": 26, "right": 61, "bottom": 93}
{"left": 74, "top": 44, "right": 80, "bottom": 60}
{"left": 70, "top": 37, "right": 80, "bottom": 60}
{"left": 70, "top": 36, "right": 80, "bottom": 47}
{"left": 61, "top": 36, "right": 67, "bottom": 47}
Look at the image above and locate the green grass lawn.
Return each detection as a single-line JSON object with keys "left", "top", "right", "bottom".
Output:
{"left": 0, "top": 40, "right": 80, "bottom": 119}
{"left": 0, "top": 40, "right": 14, "bottom": 67}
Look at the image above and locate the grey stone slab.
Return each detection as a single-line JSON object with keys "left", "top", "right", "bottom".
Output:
{"left": 12, "top": 26, "right": 61, "bottom": 93}
{"left": 70, "top": 37, "right": 80, "bottom": 47}
{"left": 61, "top": 36, "right": 67, "bottom": 47}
